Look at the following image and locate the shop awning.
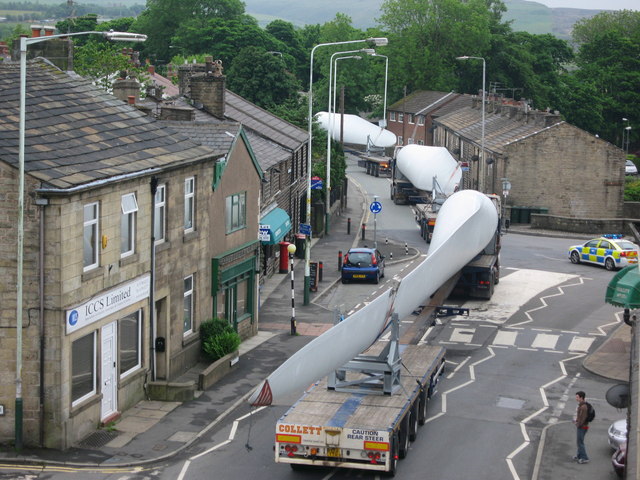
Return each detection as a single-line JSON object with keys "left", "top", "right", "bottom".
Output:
{"left": 260, "top": 208, "right": 292, "bottom": 245}
{"left": 605, "top": 265, "right": 640, "bottom": 308}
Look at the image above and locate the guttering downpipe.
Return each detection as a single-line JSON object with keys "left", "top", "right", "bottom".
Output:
{"left": 38, "top": 200, "right": 46, "bottom": 446}
{"left": 150, "top": 177, "right": 158, "bottom": 382}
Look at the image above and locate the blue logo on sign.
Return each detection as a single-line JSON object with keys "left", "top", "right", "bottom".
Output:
{"left": 68, "top": 310, "right": 78, "bottom": 327}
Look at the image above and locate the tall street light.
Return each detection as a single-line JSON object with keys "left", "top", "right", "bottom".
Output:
{"left": 305, "top": 37, "right": 388, "bottom": 305}
{"left": 325, "top": 48, "right": 373, "bottom": 235}
{"left": 15, "top": 28, "right": 146, "bottom": 450}
{"left": 456, "top": 56, "right": 485, "bottom": 192}
{"left": 371, "top": 53, "right": 389, "bottom": 129}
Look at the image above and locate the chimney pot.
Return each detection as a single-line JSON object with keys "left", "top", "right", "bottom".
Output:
{"left": 30, "top": 25, "right": 42, "bottom": 37}
{"left": 44, "top": 26, "right": 55, "bottom": 36}
{"left": 128, "top": 95, "right": 136, "bottom": 105}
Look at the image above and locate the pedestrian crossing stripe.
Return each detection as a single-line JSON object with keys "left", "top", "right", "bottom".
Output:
{"left": 440, "top": 327, "right": 596, "bottom": 353}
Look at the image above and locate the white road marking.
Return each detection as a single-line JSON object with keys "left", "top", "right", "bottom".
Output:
{"left": 493, "top": 330, "right": 518, "bottom": 346}
{"left": 450, "top": 327, "right": 475, "bottom": 343}
{"left": 568, "top": 336, "right": 595, "bottom": 352}
{"left": 531, "top": 333, "right": 559, "bottom": 350}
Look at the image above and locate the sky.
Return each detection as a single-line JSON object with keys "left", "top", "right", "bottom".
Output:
{"left": 535, "top": 0, "right": 637, "bottom": 9}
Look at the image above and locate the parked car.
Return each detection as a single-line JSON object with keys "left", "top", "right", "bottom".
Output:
{"left": 612, "top": 441, "right": 626, "bottom": 477}
{"left": 341, "top": 247, "right": 385, "bottom": 284}
{"left": 569, "top": 234, "right": 640, "bottom": 271}
{"left": 625, "top": 159, "right": 638, "bottom": 175}
{"left": 608, "top": 418, "right": 627, "bottom": 450}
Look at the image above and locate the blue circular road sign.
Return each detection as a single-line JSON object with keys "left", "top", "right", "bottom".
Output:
{"left": 370, "top": 201, "right": 382, "bottom": 214}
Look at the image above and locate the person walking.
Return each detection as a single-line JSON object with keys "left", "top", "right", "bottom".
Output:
{"left": 573, "top": 391, "right": 590, "bottom": 464}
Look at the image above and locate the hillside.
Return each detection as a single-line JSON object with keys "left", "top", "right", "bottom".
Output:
{"left": 243, "top": 0, "right": 606, "bottom": 39}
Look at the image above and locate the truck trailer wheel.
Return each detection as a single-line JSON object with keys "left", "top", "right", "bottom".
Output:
{"left": 398, "top": 413, "right": 410, "bottom": 458}
{"left": 408, "top": 400, "right": 419, "bottom": 441}
{"left": 386, "top": 436, "right": 399, "bottom": 477}
{"left": 418, "top": 389, "right": 428, "bottom": 425}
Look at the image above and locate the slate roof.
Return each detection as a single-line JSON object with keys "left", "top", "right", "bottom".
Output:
{"left": 435, "top": 105, "right": 564, "bottom": 155}
{"left": 0, "top": 59, "right": 219, "bottom": 192}
{"left": 142, "top": 70, "right": 307, "bottom": 169}
{"left": 388, "top": 91, "right": 472, "bottom": 116}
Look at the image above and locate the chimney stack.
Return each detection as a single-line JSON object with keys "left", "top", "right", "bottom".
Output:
{"left": 189, "top": 57, "right": 226, "bottom": 119}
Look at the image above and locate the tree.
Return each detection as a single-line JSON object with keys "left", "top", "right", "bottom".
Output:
{"left": 170, "top": 17, "right": 282, "bottom": 69}
{"left": 572, "top": 10, "right": 640, "bottom": 46}
{"left": 226, "top": 46, "right": 301, "bottom": 110}
{"left": 74, "top": 40, "right": 145, "bottom": 92}
{"left": 131, "top": 0, "right": 246, "bottom": 63}
{"left": 378, "top": 0, "right": 502, "bottom": 94}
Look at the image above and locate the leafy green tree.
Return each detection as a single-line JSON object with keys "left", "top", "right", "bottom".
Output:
{"left": 566, "top": 13, "right": 640, "bottom": 149}
{"left": 485, "top": 31, "right": 573, "bottom": 110}
{"left": 132, "top": 0, "right": 246, "bottom": 63}
{"left": 572, "top": 10, "right": 640, "bottom": 46}
{"left": 378, "top": 0, "right": 501, "bottom": 94}
{"left": 74, "top": 40, "right": 145, "bottom": 92}
{"left": 226, "top": 46, "right": 301, "bottom": 110}
{"left": 170, "top": 17, "right": 282, "bottom": 69}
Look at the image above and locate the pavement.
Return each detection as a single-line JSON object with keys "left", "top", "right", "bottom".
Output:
{"left": 0, "top": 196, "right": 632, "bottom": 478}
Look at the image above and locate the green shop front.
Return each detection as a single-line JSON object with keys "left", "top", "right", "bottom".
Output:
{"left": 212, "top": 240, "right": 260, "bottom": 339}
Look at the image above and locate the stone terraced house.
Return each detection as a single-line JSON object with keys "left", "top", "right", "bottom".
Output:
{"left": 0, "top": 59, "right": 262, "bottom": 449}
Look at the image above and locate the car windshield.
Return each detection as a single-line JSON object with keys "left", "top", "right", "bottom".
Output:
{"left": 347, "top": 252, "right": 373, "bottom": 266}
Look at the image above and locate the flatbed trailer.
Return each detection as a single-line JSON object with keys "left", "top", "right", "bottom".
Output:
{"left": 274, "top": 340, "right": 445, "bottom": 476}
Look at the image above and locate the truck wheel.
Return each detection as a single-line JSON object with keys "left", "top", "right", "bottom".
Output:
{"left": 398, "top": 413, "right": 410, "bottom": 458}
{"left": 408, "top": 400, "right": 419, "bottom": 441}
{"left": 418, "top": 389, "right": 428, "bottom": 425}
{"left": 386, "top": 436, "right": 399, "bottom": 477}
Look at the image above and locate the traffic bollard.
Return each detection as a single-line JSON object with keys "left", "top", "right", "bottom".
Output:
{"left": 347, "top": 218, "right": 351, "bottom": 235}
{"left": 319, "top": 261, "right": 323, "bottom": 282}
{"left": 361, "top": 224, "right": 366, "bottom": 240}
{"left": 338, "top": 250, "right": 343, "bottom": 271}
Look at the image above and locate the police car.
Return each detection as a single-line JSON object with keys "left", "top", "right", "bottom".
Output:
{"left": 569, "top": 234, "right": 640, "bottom": 271}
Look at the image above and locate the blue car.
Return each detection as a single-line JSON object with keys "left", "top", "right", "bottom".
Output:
{"left": 341, "top": 248, "right": 385, "bottom": 284}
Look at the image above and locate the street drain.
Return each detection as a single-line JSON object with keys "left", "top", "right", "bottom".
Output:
{"left": 77, "top": 430, "right": 120, "bottom": 449}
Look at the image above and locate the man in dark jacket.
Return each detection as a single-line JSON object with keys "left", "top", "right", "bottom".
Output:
{"left": 573, "top": 391, "right": 590, "bottom": 464}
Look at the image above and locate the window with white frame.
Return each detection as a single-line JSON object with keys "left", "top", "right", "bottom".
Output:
{"left": 120, "top": 310, "right": 141, "bottom": 377}
{"left": 398, "top": 112, "right": 404, "bottom": 122}
{"left": 408, "top": 137, "right": 414, "bottom": 144}
{"left": 397, "top": 136, "right": 403, "bottom": 145}
{"left": 408, "top": 114, "right": 414, "bottom": 124}
{"left": 83, "top": 202, "right": 99, "bottom": 271}
{"left": 418, "top": 139, "right": 424, "bottom": 145}
{"left": 183, "top": 275, "right": 194, "bottom": 335}
{"left": 390, "top": 111, "right": 396, "bottom": 122}
{"left": 154, "top": 184, "right": 166, "bottom": 244}
{"left": 71, "top": 332, "right": 96, "bottom": 405}
{"left": 184, "top": 177, "right": 195, "bottom": 232}
{"left": 225, "top": 192, "right": 246, "bottom": 233}
{"left": 120, "top": 193, "right": 138, "bottom": 257}
{"left": 418, "top": 115, "right": 425, "bottom": 125}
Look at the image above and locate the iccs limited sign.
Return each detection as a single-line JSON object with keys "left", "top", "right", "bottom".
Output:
{"left": 66, "top": 274, "right": 150, "bottom": 334}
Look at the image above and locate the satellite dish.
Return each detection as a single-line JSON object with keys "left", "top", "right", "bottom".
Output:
{"left": 606, "top": 384, "right": 630, "bottom": 409}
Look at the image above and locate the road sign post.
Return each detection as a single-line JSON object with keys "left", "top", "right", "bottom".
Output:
{"left": 370, "top": 197, "right": 382, "bottom": 249}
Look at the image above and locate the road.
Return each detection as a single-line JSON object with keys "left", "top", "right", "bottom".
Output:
{"left": 0, "top": 156, "right": 626, "bottom": 479}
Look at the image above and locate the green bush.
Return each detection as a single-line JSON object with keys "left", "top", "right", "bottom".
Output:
{"left": 624, "top": 180, "right": 640, "bottom": 201}
{"left": 200, "top": 318, "right": 241, "bottom": 362}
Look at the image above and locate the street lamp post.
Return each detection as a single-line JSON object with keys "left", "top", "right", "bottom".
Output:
{"left": 287, "top": 243, "right": 297, "bottom": 335}
{"left": 625, "top": 126, "right": 632, "bottom": 156}
{"left": 371, "top": 54, "right": 389, "bottom": 129}
{"left": 305, "top": 37, "right": 388, "bottom": 305}
{"left": 456, "top": 56, "right": 485, "bottom": 192}
{"left": 325, "top": 49, "right": 372, "bottom": 236}
{"left": 15, "top": 29, "right": 146, "bottom": 451}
